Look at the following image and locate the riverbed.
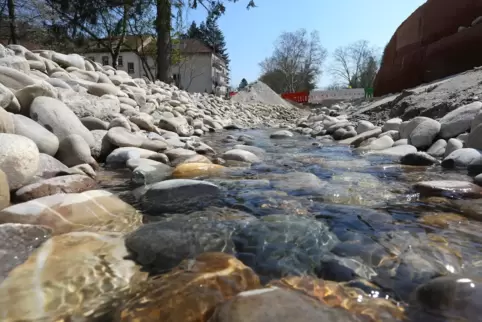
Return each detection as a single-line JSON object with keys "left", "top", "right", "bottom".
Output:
{"left": 96, "top": 127, "right": 482, "bottom": 321}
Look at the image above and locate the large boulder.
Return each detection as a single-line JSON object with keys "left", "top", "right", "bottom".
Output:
{"left": 30, "top": 96, "right": 95, "bottom": 148}
{"left": 0, "top": 133, "right": 39, "bottom": 190}
{"left": 12, "top": 114, "right": 59, "bottom": 156}
{"left": 374, "top": 0, "right": 482, "bottom": 96}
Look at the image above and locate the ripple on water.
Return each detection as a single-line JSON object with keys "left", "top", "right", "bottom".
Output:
{"left": 6, "top": 128, "right": 480, "bottom": 321}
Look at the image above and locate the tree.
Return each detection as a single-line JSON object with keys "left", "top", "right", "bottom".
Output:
{"left": 41, "top": 0, "right": 149, "bottom": 68}
{"left": 182, "top": 21, "right": 203, "bottom": 40}
{"left": 258, "top": 28, "right": 327, "bottom": 93}
{"left": 329, "top": 40, "right": 380, "bottom": 88}
{"left": 154, "top": 0, "right": 255, "bottom": 82}
{"left": 238, "top": 78, "right": 248, "bottom": 90}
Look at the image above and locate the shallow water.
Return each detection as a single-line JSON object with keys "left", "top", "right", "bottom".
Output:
{"left": 98, "top": 128, "right": 482, "bottom": 321}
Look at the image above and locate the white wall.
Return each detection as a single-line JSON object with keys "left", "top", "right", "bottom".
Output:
{"left": 84, "top": 51, "right": 156, "bottom": 79}
{"left": 84, "top": 50, "right": 230, "bottom": 95}
{"left": 170, "top": 53, "right": 213, "bottom": 93}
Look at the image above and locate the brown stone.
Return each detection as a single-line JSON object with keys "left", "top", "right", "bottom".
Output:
{"left": 171, "top": 153, "right": 212, "bottom": 167}
{"left": 0, "top": 232, "right": 147, "bottom": 321}
{"left": 0, "top": 169, "right": 9, "bottom": 210}
{"left": 268, "top": 276, "right": 405, "bottom": 321}
{"left": 419, "top": 212, "right": 468, "bottom": 228}
{"left": 0, "top": 189, "right": 141, "bottom": 234}
{"left": 413, "top": 180, "right": 482, "bottom": 199}
{"left": 116, "top": 252, "right": 261, "bottom": 322}
{"left": 14, "top": 174, "right": 97, "bottom": 202}
{"left": 374, "top": 0, "right": 482, "bottom": 96}
{"left": 172, "top": 163, "right": 226, "bottom": 179}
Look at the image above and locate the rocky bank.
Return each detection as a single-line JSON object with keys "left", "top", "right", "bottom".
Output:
{"left": 0, "top": 43, "right": 482, "bottom": 322}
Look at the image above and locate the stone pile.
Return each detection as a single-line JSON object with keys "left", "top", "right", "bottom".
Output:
{"left": 0, "top": 43, "right": 304, "bottom": 208}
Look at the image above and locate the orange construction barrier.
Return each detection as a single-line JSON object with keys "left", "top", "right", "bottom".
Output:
{"left": 281, "top": 91, "right": 309, "bottom": 103}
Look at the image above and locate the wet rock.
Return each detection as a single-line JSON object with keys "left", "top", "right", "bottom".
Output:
{"left": 14, "top": 174, "right": 96, "bottom": 202}
{"left": 0, "top": 223, "right": 51, "bottom": 283}
{"left": 412, "top": 275, "right": 482, "bottom": 321}
{"left": 0, "top": 133, "right": 39, "bottom": 189}
{"left": 414, "top": 180, "right": 482, "bottom": 199}
{"left": 427, "top": 139, "right": 447, "bottom": 157}
{"left": 439, "top": 101, "right": 482, "bottom": 139}
{"left": 357, "top": 135, "right": 394, "bottom": 151}
{"left": 233, "top": 144, "right": 266, "bottom": 157}
{"left": 270, "top": 130, "right": 293, "bottom": 138}
{"left": 0, "top": 190, "right": 141, "bottom": 234}
{"left": 268, "top": 276, "right": 405, "bottom": 321}
{"left": 125, "top": 219, "right": 236, "bottom": 274}
{"left": 222, "top": 149, "right": 261, "bottom": 163}
{"left": 442, "top": 148, "right": 482, "bottom": 168}
{"left": 172, "top": 163, "right": 225, "bottom": 179}
{"left": 270, "top": 171, "right": 326, "bottom": 195}
{"left": 116, "top": 253, "right": 260, "bottom": 321}
{"left": 211, "top": 287, "right": 359, "bottom": 322}
{"left": 233, "top": 214, "right": 338, "bottom": 280}
{"left": 338, "top": 127, "right": 382, "bottom": 147}
{"left": 0, "top": 232, "right": 147, "bottom": 321}
{"left": 140, "top": 179, "right": 221, "bottom": 213}
{"left": 400, "top": 152, "right": 440, "bottom": 166}
{"left": 444, "top": 138, "right": 464, "bottom": 158}
{"left": 367, "top": 144, "right": 417, "bottom": 158}
{"left": 131, "top": 163, "right": 173, "bottom": 185}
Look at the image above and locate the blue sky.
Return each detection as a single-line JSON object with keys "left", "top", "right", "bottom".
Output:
{"left": 186, "top": 0, "right": 426, "bottom": 89}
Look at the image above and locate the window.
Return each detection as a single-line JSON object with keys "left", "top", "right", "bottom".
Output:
{"left": 127, "top": 62, "right": 135, "bottom": 74}
{"left": 102, "top": 56, "right": 109, "bottom": 65}
{"left": 118, "top": 55, "right": 123, "bottom": 67}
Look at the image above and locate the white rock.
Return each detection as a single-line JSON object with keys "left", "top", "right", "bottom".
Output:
{"left": 0, "top": 133, "right": 39, "bottom": 189}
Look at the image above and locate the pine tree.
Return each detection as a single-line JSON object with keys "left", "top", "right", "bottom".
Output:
{"left": 183, "top": 21, "right": 204, "bottom": 40}
{"left": 199, "top": 12, "right": 230, "bottom": 70}
{"left": 238, "top": 78, "right": 248, "bottom": 90}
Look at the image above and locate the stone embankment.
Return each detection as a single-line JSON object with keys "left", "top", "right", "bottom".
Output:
{"left": 294, "top": 91, "right": 482, "bottom": 190}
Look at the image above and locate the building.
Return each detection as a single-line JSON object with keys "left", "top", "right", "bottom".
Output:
{"left": 82, "top": 36, "right": 229, "bottom": 95}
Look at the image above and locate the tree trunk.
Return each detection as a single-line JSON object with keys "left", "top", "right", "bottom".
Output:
{"left": 111, "top": 51, "right": 118, "bottom": 69}
{"left": 156, "top": 0, "right": 171, "bottom": 82}
{"left": 7, "top": 0, "right": 17, "bottom": 44}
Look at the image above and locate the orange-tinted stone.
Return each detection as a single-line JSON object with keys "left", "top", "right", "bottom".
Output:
{"left": 268, "top": 276, "right": 405, "bottom": 321}
{"left": 116, "top": 252, "right": 261, "bottom": 322}
{"left": 172, "top": 163, "right": 226, "bottom": 179}
{"left": 0, "top": 232, "right": 147, "bottom": 321}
